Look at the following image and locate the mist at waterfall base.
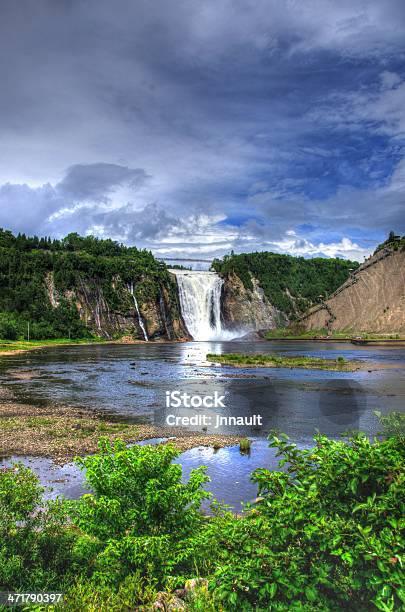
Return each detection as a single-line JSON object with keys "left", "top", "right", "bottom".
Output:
{"left": 170, "top": 270, "right": 245, "bottom": 341}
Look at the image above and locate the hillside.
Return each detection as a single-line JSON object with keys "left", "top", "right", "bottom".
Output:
{"left": 212, "top": 251, "right": 359, "bottom": 330}
{"left": 0, "top": 229, "right": 187, "bottom": 341}
{"left": 299, "top": 239, "right": 405, "bottom": 334}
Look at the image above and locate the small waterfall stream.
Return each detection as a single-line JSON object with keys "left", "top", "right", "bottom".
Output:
{"left": 128, "top": 282, "right": 148, "bottom": 341}
{"left": 170, "top": 270, "right": 237, "bottom": 341}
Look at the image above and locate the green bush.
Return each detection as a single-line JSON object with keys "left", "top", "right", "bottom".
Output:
{"left": 70, "top": 439, "right": 210, "bottom": 589}
{"left": 0, "top": 425, "right": 403, "bottom": 610}
{"left": 0, "top": 464, "right": 74, "bottom": 591}
{"left": 198, "top": 433, "right": 404, "bottom": 611}
{"left": 0, "top": 313, "right": 18, "bottom": 340}
{"left": 375, "top": 411, "right": 405, "bottom": 441}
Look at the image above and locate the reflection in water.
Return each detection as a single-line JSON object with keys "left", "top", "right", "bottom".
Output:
{"left": 154, "top": 378, "right": 280, "bottom": 436}
{"left": 0, "top": 440, "right": 287, "bottom": 512}
{"left": 177, "top": 441, "right": 296, "bottom": 511}
{"left": 0, "top": 341, "right": 403, "bottom": 443}
{"left": 0, "top": 340, "right": 403, "bottom": 509}
{"left": 319, "top": 379, "right": 366, "bottom": 434}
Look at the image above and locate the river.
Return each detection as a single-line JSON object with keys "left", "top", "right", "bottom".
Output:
{"left": 0, "top": 341, "right": 404, "bottom": 510}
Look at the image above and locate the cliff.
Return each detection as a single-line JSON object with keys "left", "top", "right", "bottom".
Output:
{"left": 213, "top": 251, "right": 358, "bottom": 320}
{"left": 221, "top": 273, "right": 287, "bottom": 331}
{"left": 45, "top": 271, "right": 188, "bottom": 341}
{"left": 299, "top": 246, "right": 405, "bottom": 334}
{"left": 0, "top": 229, "right": 189, "bottom": 341}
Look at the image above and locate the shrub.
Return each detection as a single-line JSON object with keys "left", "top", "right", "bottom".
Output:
{"left": 0, "top": 314, "right": 18, "bottom": 340}
{"left": 70, "top": 439, "right": 210, "bottom": 589}
{"left": 0, "top": 463, "right": 74, "bottom": 591}
{"left": 201, "top": 433, "right": 405, "bottom": 610}
{"left": 375, "top": 410, "right": 405, "bottom": 441}
{"left": 239, "top": 438, "right": 251, "bottom": 453}
{"left": 1, "top": 426, "right": 403, "bottom": 610}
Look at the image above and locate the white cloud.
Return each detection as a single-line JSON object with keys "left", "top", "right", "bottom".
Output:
{"left": 380, "top": 71, "right": 402, "bottom": 90}
{"left": 271, "top": 234, "right": 371, "bottom": 261}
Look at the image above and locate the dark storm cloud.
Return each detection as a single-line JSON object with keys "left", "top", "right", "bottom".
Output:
{"left": 0, "top": 0, "right": 404, "bottom": 260}
{"left": 58, "top": 164, "right": 149, "bottom": 202}
{"left": 0, "top": 183, "right": 61, "bottom": 235}
{"left": 69, "top": 202, "right": 182, "bottom": 242}
{"left": 0, "top": 163, "right": 150, "bottom": 237}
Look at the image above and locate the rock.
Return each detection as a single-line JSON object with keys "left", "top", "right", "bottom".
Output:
{"left": 234, "top": 329, "right": 267, "bottom": 341}
{"left": 44, "top": 271, "right": 189, "bottom": 341}
{"left": 300, "top": 248, "right": 405, "bottom": 334}
{"left": 152, "top": 592, "right": 186, "bottom": 610}
{"left": 221, "top": 273, "right": 287, "bottom": 332}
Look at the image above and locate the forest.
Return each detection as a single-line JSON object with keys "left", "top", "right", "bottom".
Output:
{"left": 0, "top": 228, "right": 373, "bottom": 340}
{"left": 0, "top": 228, "right": 170, "bottom": 340}
{"left": 212, "top": 251, "right": 359, "bottom": 317}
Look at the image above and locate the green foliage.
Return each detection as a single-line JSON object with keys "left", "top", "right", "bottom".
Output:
{"left": 70, "top": 439, "right": 210, "bottom": 588}
{"left": 0, "top": 464, "right": 74, "bottom": 591}
{"left": 0, "top": 227, "right": 176, "bottom": 340}
{"left": 375, "top": 411, "right": 405, "bottom": 442}
{"left": 62, "top": 573, "right": 158, "bottom": 611}
{"left": 0, "top": 424, "right": 403, "bottom": 610}
{"left": 74, "top": 438, "right": 209, "bottom": 540}
{"left": 0, "top": 313, "right": 18, "bottom": 339}
{"left": 212, "top": 251, "right": 359, "bottom": 317}
{"left": 207, "top": 352, "right": 356, "bottom": 370}
{"left": 374, "top": 232, "right": 404, "bottom": 254}
{"left": 239, "top": 438, "right": 251, "bottom": 452}
{"left": 191, "top": 432, "right": 404, "bottom": 611}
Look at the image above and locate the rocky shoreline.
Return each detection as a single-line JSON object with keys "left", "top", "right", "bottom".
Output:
{"left": 0, "top": 400, "right": 241, "bottom": 464}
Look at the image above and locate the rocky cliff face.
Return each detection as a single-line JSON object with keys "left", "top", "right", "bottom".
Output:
{"left": 299, "top": 247, "right": 405, "bottom": 334}
{"left": 45, "top": 272, "right": 189, "bottom": 341}
{"left": 221, "top": 273, "right": 287, "bottom": 332}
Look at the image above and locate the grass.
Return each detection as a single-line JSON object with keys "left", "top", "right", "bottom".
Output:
{"left": 207, "top": 352, "right": 361, "bottom": 371}
{"left": 265, "top": 328, "right": 349, "bottom": 340}
{"left": 352, "top": 333, "right": 404, "bottom": 340}
{"left": 0, "top": 336, "right": 108, "bottom": 354}
{"left": 265, "top": 328, "right": 405, "bottom": 341}
{"left": 239, "top": 438, "right": 251, "bottom": 453}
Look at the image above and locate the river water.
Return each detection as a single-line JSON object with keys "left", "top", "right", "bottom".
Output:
{"left": 0, "top": 341, "right": 404, "bottom": 510}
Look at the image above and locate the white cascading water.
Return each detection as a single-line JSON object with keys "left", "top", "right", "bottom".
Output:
{"left": 170, "top": 270, "right": 238, "bottom": 341}
{"left": 128, "top": 282, "right": 149, "bottom": 341}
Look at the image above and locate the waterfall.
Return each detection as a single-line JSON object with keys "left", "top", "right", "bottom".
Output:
{"left": 170, "top": 270, "right": 237, "bottom": 341}
{"left": 128, "top": 282, "right": 148, "bottom": 341}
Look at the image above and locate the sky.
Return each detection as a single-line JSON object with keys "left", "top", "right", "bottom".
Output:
{"left": 0, "top": 0, "right": 404, "bottom": 263}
